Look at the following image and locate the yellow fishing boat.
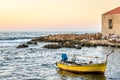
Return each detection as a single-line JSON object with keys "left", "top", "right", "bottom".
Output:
{"left": 56, "top": 51, "right": 114, "bottom": 74}
{"left": 56, "top": 62, "right": 106, "bottom": 73}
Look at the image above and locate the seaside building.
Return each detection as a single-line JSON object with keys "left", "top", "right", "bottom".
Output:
{"left": 102, "top": 7, "right": 120, "bottom": 36}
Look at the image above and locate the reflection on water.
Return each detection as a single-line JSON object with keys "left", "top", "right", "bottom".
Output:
{"left": 57, "top": 70, "right": 106, "bottom": 80}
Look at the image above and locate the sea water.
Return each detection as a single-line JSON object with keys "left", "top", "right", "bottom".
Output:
{"left": 0, "top": 31, "right": 118, "bottom": 80}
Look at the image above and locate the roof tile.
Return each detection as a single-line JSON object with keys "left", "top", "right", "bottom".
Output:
{"left": 103, "top": 7, "right": 120, "bottom": 15}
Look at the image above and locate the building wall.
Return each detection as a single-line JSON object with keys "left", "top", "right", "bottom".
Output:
{"left": 102, "top": 14, "right": 120, "bottom": 36}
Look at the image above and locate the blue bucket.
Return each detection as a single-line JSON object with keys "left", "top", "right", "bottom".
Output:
{"left": 61, "top": 53, "right": 68, "bottom": 61}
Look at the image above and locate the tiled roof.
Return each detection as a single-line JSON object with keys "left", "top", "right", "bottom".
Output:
{"left": 103, "top": 7, "right": 120, "bottom": 15}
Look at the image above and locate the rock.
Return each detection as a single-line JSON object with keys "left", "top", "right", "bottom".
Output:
{"left": 32, "top": 37, "right": 46, "bottom": 42}
{"left": 43, "top": 44, "right": 61, "bottom": 49}
{"left": 32, "top": 42, "right": 37, "bottom": 45}
{"left": 27, "top": 41, "right": 37, "bottom": 45}
{"left": 110, "top": 44, "right": 117, "bottom": 48}
{"left": 31, "top": 33, "right": 103, "bottom": 42}
{"left": 43, "top": 40, "right": 77, "bottom": 49}
{"left": 90, "top": 43, "right": 97, "bottom": 47}
{"left": 80, "top": 40, "right": 91, "bottom": 47}
{"left": 116, "top": 45, "right": 120, "bottom": 48}
{"left": 75, "top": 45, "right": 82, "bottom": 49}
{"left": 30, "top": 33, "right": 120, "bottom": 49}
{"left": 60, "top": 41, "right": 76, "bottom": 48}
{"left": 27, "top": 41, "right": 32, "bottom": 44}
{"left": 17, "top": 44, "right": 28, "bottom": 48}
{"left": 66, "top": 44, "right": 76, "bottom": 48}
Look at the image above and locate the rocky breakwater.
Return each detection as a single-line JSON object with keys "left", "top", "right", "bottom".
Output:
{"left": 31, "top": 33, "right": 103, "bottom": 49}
{"left": 17, "top": 33, "right": 120, "bottom": 49}
{"left": 32, "top": 33, "right": 102, "bottom": 42}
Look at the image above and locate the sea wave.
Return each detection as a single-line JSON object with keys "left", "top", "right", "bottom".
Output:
{"left": 0, "top": 37, "right": 34, "bottom": 40}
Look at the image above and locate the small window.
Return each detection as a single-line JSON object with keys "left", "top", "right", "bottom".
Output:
{"left": 108, "top": 19, "right": 113, "bottom": 29}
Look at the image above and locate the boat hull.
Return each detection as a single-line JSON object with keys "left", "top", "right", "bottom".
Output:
{"left": 56, "top": 62, "right": 106, "bottom": 73}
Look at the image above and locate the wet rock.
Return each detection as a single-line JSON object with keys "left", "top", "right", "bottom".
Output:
{"left": 27, "top": 41, "right": 37, "bottom": 45}
{"left": 65, "top": 44, "right": 76, "bottom": 48}
{"left": 17, "top": 44, "right": 28, "bottom": 48}
{"left": 80, "top": 40, "right": 91, "bottom": 47}
{"left": 60, "top": 40, "right": 76, "bottom": 48}
{"left": 62, "top": 41, "right": 71, "bottom": 47}
{"left": 110, "top": 44, "right": 119, "bottom": 48}
{"left": 27, "top": 41, "right": 32, "bottom": 44}
{"left": 75, "top": 45, "right": 82, "bottom": 49}
{"left": 80, "top": 43, "right": 85, "bottom": 47}
{"left": 116, "top": 45, "right": 120, "bottom": 48}
{"left": 90, "top": 43, "right": 97, "bottom": 47}
{"left": 103, "top": 43, "right": 109, "bottom": 47}
{"left": 85, "top": 42, "right": 91, "bottom": 47}
{"left": 43, "top": 44, "right": 61, "bottom": 49}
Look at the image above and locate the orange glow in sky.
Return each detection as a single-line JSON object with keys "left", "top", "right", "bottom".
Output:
{"left": 0, "top": 0, "right": 120, "bottom": 31}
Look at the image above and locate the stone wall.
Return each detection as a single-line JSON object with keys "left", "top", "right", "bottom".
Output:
{"left": 102, "top": 14, "right": 120, "bottom": 36}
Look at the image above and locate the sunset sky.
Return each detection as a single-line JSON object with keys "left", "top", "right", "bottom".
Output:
{"left": 0, "top": 0, "right": 120, "bottom": 31}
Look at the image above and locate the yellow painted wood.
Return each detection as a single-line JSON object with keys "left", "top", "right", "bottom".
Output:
{"left": 57, "top": 62, "right": 106, "bottom": 73}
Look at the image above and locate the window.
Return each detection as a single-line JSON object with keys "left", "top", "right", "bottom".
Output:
{"left": 108, "top": 19, "right": 113, "bottom": 29}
